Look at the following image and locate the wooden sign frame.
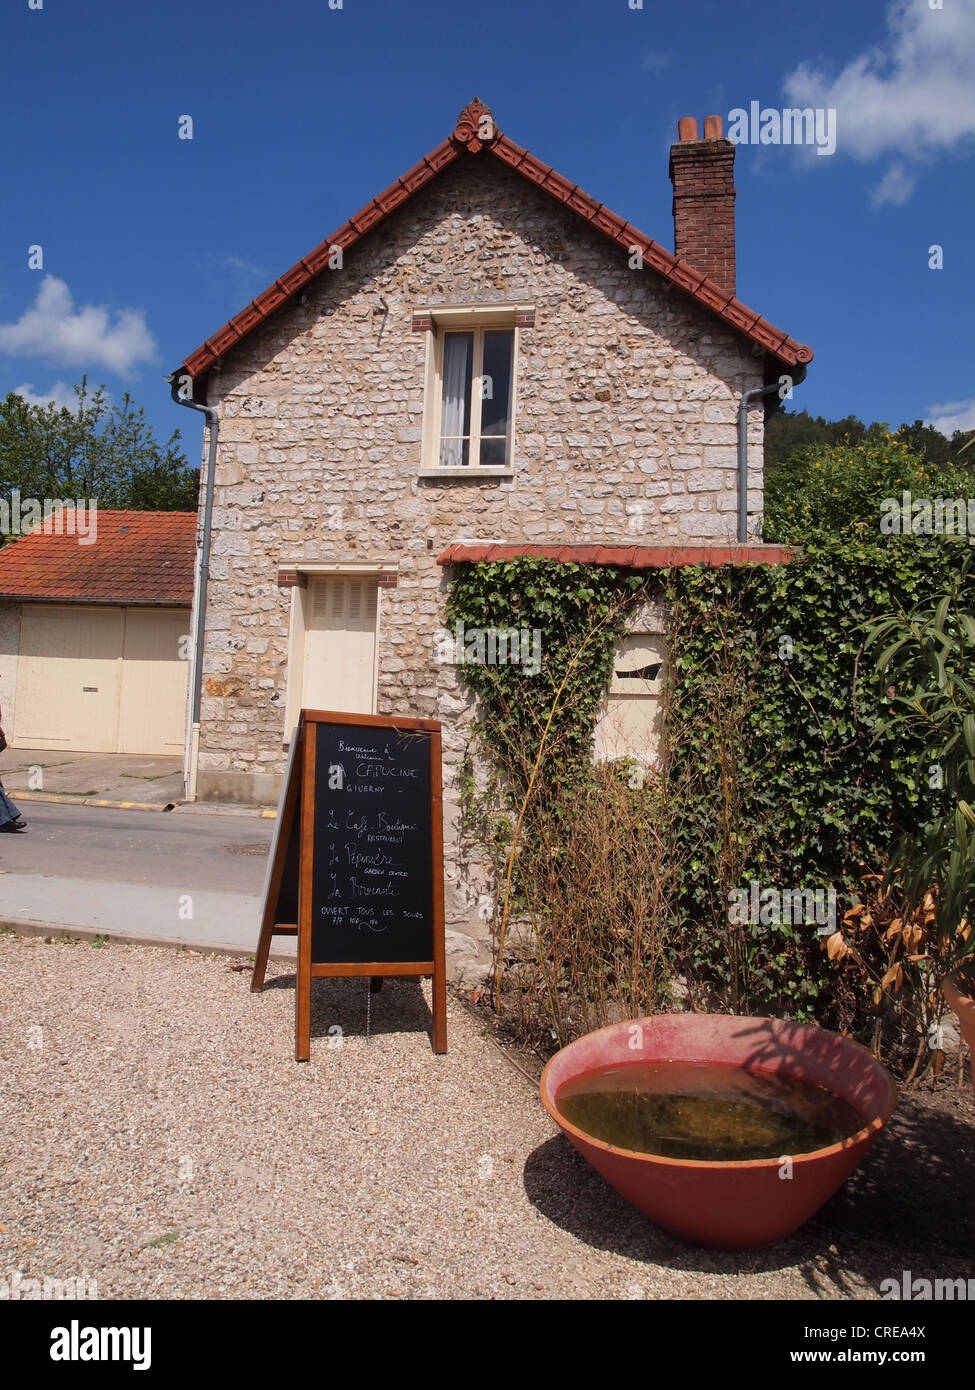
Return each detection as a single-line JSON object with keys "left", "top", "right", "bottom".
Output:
{"left": 253, "top": 709, "right": 447, "bottom": 1061}
{"left": 252, "top": 723, "right": 302, "bottom": 987}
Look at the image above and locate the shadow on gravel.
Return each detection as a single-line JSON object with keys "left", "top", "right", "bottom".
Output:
{"left": 262, "top": 971, "right": 434, "bottom": 1044}
{"left": 808, "top": 1091, "right": 975, "bottom": 1258}
{"left": 522, "top": 1134, "right": 809, "bottom": 1276}
{"left": 523, "top": 1090, "right": 975, "bottom": 1285}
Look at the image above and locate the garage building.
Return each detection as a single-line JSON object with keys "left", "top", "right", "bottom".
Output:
{"left": 0, "top": 512, "right": 195, "bottom": 755}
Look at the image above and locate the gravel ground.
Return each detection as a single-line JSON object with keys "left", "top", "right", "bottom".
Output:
{"left": 1, "top": 929, "right": 972, "bottom": 1301}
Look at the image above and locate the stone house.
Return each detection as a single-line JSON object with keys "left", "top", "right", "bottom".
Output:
{"left": 170, "top": 99, "right": 811, "bottom": 976}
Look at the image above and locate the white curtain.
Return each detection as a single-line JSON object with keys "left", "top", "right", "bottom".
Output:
{"left": 440, "top": 334, "right": 471, "bottom": 467}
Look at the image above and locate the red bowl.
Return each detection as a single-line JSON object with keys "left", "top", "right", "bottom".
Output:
{"left": 540, "top": 1014, "right": 897, "bottom": 1250}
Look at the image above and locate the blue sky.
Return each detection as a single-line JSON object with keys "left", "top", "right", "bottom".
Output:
{"left": 2, "top": 0, "right": 973, "bottom": 462}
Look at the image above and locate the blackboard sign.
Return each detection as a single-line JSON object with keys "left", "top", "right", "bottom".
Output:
{"left": 253, "top": 710, "right": 446, "bottom": 1060}
{"left": 311, "top": 722, "right": 434, "bottom": 964}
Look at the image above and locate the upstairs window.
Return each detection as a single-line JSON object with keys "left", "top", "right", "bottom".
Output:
{"left": 418, "top": 307, "right": 528, "bottom": 475}
{"left": 438, "top": 328, "right": 514, "bottom": 468}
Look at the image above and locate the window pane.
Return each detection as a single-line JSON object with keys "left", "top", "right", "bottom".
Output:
{"left": 441, "top": 437, "right": 470, "bottom": 467}
{"left": 440, "top": 332, "right": 473, "bottom": 466}
{"left": 480, "top": 331, "right": 513, "bottom": 437}
{"left": 478, "top": 435, "right": 508, "bottom": 467}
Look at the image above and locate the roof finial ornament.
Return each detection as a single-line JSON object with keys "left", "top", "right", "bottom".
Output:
{"left": 452, "top": 98, "right": 498, "bottom": 152}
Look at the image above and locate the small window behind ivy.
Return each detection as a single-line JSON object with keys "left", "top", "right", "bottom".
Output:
{"left": 594, "top": 633, "right": 667, "bottom": 766}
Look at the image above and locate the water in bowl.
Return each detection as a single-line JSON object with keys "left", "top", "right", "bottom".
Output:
{"left": 556, "top": 1060, "right": 864, "bottom": 1161}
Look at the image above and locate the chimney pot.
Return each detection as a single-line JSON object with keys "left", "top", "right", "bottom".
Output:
{"left": 702, "top": 114, "right": 723, "bottom": 139}
{"left": 677, "top": 116, "right": 699, "bottom": 142}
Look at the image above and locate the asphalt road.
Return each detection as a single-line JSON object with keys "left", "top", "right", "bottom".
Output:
{"left": 0, "top": 801, "right": 277, "bottom": 953}
{"left": 1, "top": 801, "right": 272, "bottom": 891}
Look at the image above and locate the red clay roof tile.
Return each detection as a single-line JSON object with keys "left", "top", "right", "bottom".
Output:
{"left": 0, "top": 512, "right": 196, "bottom": 604}
{"left": 435, "top": 542, "right": 796, "bottom": 569}
{"left": 179, "top": 100, "right": 812, "bottom": 382}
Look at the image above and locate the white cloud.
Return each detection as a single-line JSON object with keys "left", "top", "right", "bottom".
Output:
{"left": 641, "top": 50, "right": 670, "bottom": 73}
{"left": 11, "top": 380, "right": 79, "bottom": 411}
{"left": 217, "top": 254, "right": 265, "bottom": 279}
{"left": 870, "top": 160, "right": 917, "bottom": 206}
{"left": 925, "top": 399, "right": 975, "bottom": 437}
{"left": 784, "top": 0, "right": 975, "bottom": 197}
{"left": 0, "top": 276, "right": 157, "bottom": 376}
{"left": 205, "top": 253, "right": 268, "bottom": 304}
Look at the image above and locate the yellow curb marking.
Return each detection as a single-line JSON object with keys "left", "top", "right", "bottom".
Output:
{"left": 85, "top": 799, "right": 164, "bottom": 812}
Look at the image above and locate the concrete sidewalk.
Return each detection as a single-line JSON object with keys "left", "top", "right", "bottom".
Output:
{"left": 2, "top": 874, "right": 273, "bottom": 956}
{"left": 1, "top": 748, "right": 277, "bottom": 816}
{"left": 0, "top": 799, "right": 283, "bottom": 958}
{"left": 2, "top": 748, "right": 184, "bottom": 807}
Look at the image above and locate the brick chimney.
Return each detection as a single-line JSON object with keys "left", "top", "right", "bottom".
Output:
{"left": 669, "top": 114, "right": 736, "bottom": 297}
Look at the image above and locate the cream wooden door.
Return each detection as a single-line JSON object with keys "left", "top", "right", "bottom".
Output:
{"left": 117, "top": 608, "right": 189, "bottom": 753}
{"left": 14, "top": 604, "right": 189, "bottom": 754}
{"left": 301, "top": 576, "right": 378, "bottom": 714}
{"left": 15, "top": 605, "right": 123, "bottom": 752}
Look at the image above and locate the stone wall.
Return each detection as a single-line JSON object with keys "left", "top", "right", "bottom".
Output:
{"left": 193, "top": 155, "right": 767, "bottom": 974}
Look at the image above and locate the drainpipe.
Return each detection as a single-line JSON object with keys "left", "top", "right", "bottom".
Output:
{"left": 166, "top": 370, "right": 218, "bottom": 802}
{"left": 737, "top": 380, "right": 789, "bottom": 544}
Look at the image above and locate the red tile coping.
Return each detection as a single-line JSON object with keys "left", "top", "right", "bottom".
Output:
{"left": 180, "top": 99, "right": 812, "bottom": 381}
{"left": 436, "top": 542, "right": 796, "bottom": 569}
{"left": 0, "top": 511, "right": 196, "bottom": 604}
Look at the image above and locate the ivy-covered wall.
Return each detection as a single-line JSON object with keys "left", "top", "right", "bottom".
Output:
{"left": 440, "top": 559, "right": 644, "bottom": 983}
{"left": 444, "top": 539, "right": 968, "bottom": 1023}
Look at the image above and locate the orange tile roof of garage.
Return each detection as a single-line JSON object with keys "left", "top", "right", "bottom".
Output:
{"left": 0, "top": 511, "right": 196, "bottom": 604}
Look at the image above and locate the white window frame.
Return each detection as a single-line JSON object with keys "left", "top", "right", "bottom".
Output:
{"left": 419, "top": 305, "right": 526, "bottom": 478}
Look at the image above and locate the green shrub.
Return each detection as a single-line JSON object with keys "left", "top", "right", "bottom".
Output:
{"left": 447, "top": 528, "right": 971, "bottom": 1063}
{"left": 664, "top": 535, "right": 968, "bottom": 1027}
{"left": 764, "top": 434, "right": 970, "bottom": 544}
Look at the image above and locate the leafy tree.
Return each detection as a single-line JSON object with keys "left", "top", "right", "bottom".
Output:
{"left": 866, "top": 551, "right": 975, "bottom": 976}
{"left": 765, "top": 410, "right": 878, "bottom": 472}
{"left": 765, "top": 408, "right": 970, "bottom": 476}
{"left": 0, "top": 378, "right": 199, "bottom": 516}
{"left": 763, "top": 434, "right": 971, "bottom": 544}
{"left": 894, "top": 418, "right": 971, "bottom": 470}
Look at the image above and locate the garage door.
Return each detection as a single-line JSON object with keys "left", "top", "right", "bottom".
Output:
{"left": 14, "top": 605, "right": 189, "bottom": 754}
